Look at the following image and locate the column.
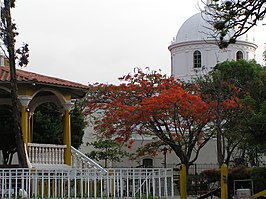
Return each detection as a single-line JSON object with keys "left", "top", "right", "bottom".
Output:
{"left": 18, "top": 96, "right": 32, "bottom": 146}
{"left": 63, "top": 101, "right": 73, "bottom": 166}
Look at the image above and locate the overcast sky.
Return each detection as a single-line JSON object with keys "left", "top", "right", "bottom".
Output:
{"left": 12, "top": 0, "right": 265, "bottom": 85}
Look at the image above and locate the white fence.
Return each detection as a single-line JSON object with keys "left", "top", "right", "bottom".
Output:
{"left": 0, "top": 168, "right": 175, "bottom": 198}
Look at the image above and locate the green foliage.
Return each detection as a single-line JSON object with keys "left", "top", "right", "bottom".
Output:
{"left": 86, "top": 139, "right": 130, "bottom": 167}
{"left": 229, "top": 166, "right": 251, "bottom": 181}
{"left": 33, "top": 103, "right": 63, "bottom": 144}
{"left": 197, "top": 60, "right": 266, "bottom": 165}
{"left": 199, "top": 166, "right": 252, "bottom": 197}
{"left": 70, "top": 103, "right": 86, "bottom": 149}
{"left": 200, "top": 169, "right": 220, "bottom": 183}
{"left": 33, "top": 102, "right": 86, "bottom": 149}
{"left": 0, "top": 105, "right": 16, "bottom": 164}
{"left": 251, "top": 167, "right": 266, "bottom": 193}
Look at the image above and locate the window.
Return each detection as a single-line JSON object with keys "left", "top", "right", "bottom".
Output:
{"left": 236, "top": 51, "right": 243, "bottom": 60}
{"left": 142, "top": 158, "right": 153, "bottom": 168}
{"left": 193, "top": 50, "right": 201, "bottom": 68}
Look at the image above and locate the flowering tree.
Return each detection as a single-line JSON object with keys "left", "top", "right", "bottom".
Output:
{"left": 85, "top": 70, "right": 220, "bottom": 170}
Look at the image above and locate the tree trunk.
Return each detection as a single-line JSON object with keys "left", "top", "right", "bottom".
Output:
{"left": 216, "top": 100, "right": 224, "bottom": 166}
{"left": 4, "top": 0, "right": 28, "bottom": 168}
{"left": 216, "top": 129, "right": 224, "bottom": 166}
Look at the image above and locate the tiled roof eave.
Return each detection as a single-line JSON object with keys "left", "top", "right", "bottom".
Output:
{"left": 0, "top": 66, "right": 89, "bottom": 90}
{"left": 0, "top": 80, "right": 88, "bottom": 90}
{"left": 19, "top": 81, "right": 88, "bottom": 91}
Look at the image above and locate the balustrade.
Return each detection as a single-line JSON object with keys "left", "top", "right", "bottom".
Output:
{"left": 28, "top": 143, "right": 66, "bottom": 165}
{"left": 71, "top": 146, "right": 107, "bottom": 172}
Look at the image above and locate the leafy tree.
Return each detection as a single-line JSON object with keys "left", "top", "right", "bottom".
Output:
{"left": 197, "top": 68, "right": 242, "bottom": 166}
{"left": 84, "top": 70, "right": 237, "bottom": 171}
{"left": 197, "top": 60, "right": 266, "bottom": 166}
{"left": 215, "top": 61, "right": 266, "bottom": 165}
{"left": 0, "top": 0, "right": 30, "bottom": 167}
{"left": 86, "top": 139, "right": 130, "bottom": 167}
{"left": 33, "top": 102, "right": 86, "bottom": 149}
{"left": 71, "top": 103, "right": 86, "bottom": 149}
{"left": 203, "top": 0, "right": 266, "bottom": 48}
{"left": 33, "top": 103, "right": 63, "bottom": 144}
{"left": 0, "top": 105, "right": 16, "bottom": 165}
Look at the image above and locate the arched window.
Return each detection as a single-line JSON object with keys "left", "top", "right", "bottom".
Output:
{"left": 236, "top": 51, "right": 243, "bottom": 60}
{"left": 193, "top": 50, "right": 201, "bottom": 68}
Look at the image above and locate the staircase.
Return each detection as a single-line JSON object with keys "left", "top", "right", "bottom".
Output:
{"left": 27, "top": 143, "right": 106, "bottom": 172}
{"left": 71, "top": 146, "right": 106, "bottom": 172}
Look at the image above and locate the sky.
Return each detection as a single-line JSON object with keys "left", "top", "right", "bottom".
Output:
{"left": 12, "top": 0, "right": 265, "bottom": 85}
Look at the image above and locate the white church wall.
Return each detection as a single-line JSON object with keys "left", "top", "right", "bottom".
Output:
{"left": 169, "top": 41, "right": 257, "bottom": 81}
{"left": 80, "top": 122, "right": 219, "bottom": 169}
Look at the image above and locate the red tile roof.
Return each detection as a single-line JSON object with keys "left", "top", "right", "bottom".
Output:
{"left": 0, "top": 66, "right": 88, "bottom": 89}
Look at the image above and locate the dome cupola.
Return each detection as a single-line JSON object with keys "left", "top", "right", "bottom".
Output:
{"left": 169, "top": 11, "right": 257, "bottom": 81}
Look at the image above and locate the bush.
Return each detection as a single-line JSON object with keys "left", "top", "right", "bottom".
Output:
{"left": 250, "top": 167, "right": 266, "bottom": 193}
{"left": 190, "top": 166, "right": 266, "bottom": 197}
{"left": 200, "top": 169, "right": 220, "bottom": 183}
{"left": 228, "top": 166, "right": 251, "bottom": 197}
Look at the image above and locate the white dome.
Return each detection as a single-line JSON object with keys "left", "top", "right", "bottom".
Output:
{"left": 175, "top": 12, "right": 253, "bottom": 43}
{"left": 175, "top": 13, "right": 212, "bottom": 43}
{"left": 169, "top": 11, "right": 257, "bottom": 82}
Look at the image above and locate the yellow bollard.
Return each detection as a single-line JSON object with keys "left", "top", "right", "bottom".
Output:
{"left": 179, "top": 164, "right": 187, "bottom": 199}
{"left": 221, "top": 163, "right": 228, "bottom": 199}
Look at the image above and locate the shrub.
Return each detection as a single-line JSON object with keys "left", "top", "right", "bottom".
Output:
{"left": 250, "top": 167, "right": 266, "bottom": 193}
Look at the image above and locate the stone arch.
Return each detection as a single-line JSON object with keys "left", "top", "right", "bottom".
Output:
{"left": 27, "top": 88, "right": 70, "bottom": 144}
{"left": 29, "top": 88, "right": 68, "bottom": 112}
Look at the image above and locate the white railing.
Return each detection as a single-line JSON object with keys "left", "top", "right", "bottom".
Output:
{"left": 28, "top": 143, "right": 66, "bottom": 165}
{"left": 24, "top": 144, "right": 33, "bottom": 169}
{"left": 71, "top": 146, "right": 107, "bottom": 173}
{"left": 0, "top": 168, "right": 175, "bottom": 198}
{"left": 27, "top": 144, "right": 106, "bottom": 172}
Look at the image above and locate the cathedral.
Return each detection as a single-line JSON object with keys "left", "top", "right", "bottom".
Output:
{"left": 168, "top": 9, "right": 257, "bottom": 81}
